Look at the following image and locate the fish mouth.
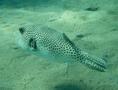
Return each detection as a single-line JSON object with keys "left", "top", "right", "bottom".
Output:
{"left": 15, "top": 31, "right": 28, "bottom": 49}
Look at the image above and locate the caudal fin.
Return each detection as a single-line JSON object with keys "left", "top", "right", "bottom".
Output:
{"left": 78, "top": 51, "right": 106, "bottom": 72}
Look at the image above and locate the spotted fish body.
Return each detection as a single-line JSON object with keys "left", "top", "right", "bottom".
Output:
{"left": 18, "top": 24, "right": 106, "bottom": 72}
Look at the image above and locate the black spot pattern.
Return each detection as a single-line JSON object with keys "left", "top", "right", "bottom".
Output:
{"left": 19, "top": 24, "right": 106, "bottom": 72}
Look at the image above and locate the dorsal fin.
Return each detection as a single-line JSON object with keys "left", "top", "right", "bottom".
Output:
{"left": 62, "top": 33, "right": 75, "bottom": 47}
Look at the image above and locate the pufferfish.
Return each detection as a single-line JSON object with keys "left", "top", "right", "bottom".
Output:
{"left": 17, "top": 24, "right": 106, "bottom": 72}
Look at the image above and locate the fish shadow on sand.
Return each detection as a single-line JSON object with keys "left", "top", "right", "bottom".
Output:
{"left": 54, "top": 83, "right": 80, "bottom": 90}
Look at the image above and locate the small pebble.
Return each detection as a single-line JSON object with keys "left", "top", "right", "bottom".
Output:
{"left": 85, "top": 7, "right": 99, "bottom": 11}
{"left": 76, "top": 34, "right": 85, "bottom": 38}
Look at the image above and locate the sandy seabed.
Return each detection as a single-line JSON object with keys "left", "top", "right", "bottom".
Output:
{"left": 0, "top": 0, "right": 118, "bottom": 90}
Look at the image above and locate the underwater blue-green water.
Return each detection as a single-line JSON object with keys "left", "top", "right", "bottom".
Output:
{"left": 0, "top": 0, "right": 118, "bottom": 90}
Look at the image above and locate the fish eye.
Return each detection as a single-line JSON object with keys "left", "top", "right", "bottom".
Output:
{"left": 29, "top": 38, "right": 37, "bottom": 50}
{"left": 19, "top": 27, "right": 25, "bottom": 34}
